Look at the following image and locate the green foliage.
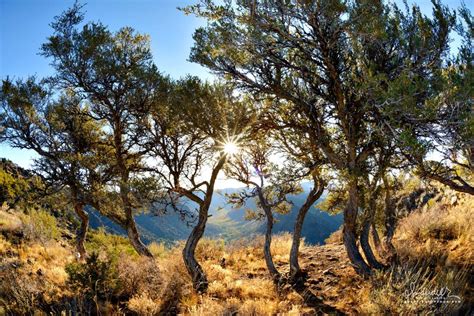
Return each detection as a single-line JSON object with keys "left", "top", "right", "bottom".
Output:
{"left": 0, "top": 167, "right": 29, "bottom": 205}
{"left": 65, "top": 252, "right": 119, "bottom": 301}
{"left": 21, "top": 208, "right": 60, "bottom": 243}
{"left": 86, "top": 228, "right": 138, "bottom": 258}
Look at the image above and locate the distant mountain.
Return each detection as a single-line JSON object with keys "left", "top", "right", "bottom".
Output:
{"left": 88, "top": 183, "right": 343, "bottom": 245}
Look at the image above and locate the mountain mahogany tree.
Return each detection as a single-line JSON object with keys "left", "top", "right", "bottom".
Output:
{"left": 186, "top": 0, "right": 459, "bottom": 276}
{"left": 268, "top": 108, "right": 327, "bottom": 283}
{"left": 0, "top": 78, "right": 111, "bottom": 258}
{"left": 40, "top": 4, "right": 165, "bottom": 257}
{"left": 359, "top": 3, "right": 473, "bottom": 195}
{"left": 144, "top": 77, "right": 253, "bottom": 292}
{"left": 224, "top": 135, "right": 297, "bottom": 283}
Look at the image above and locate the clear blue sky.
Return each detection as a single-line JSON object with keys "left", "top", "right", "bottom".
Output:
{"left": 0, "top": 0, "right": 471, "bottom": 169}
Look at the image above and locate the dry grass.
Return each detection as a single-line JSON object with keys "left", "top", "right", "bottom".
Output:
{"left": 395, "top": 193, "right": 474, "bottom": 266}
{"left": 1, "top": 191, "right": 472, "bottom": 315}
{"left": 149, "top": 233, "right": 315, "bottom": 315}
{"left": 362, "top": 191, "right": 474, "bottom": 315}
{"left": 0, "top": 208, "right": 22, "bottom": 232}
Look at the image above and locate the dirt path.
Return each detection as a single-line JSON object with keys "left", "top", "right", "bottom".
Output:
{"left": 277, "top": 243, "right": 367, "bottom": 315}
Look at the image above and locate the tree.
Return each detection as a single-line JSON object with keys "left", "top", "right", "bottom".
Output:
{"left": 40, "top": 3, "right": 165, "bottom": 257}
{"left": 224, "top": 135, "right": 295, "bottom": 283}
{"left": 144, "top": 77, "right": 252, "bottom": 292}
{"left": 366, "top": 3, "right": 473, "bottom": 195}
{"left": 186, "top": 0, "right": 459, "bottom": 276}
{"left": 0, "top": 78, "right": 110, "bottom": 258}
{"left": 258, "top": 100, "right": 328, "bottom": 282}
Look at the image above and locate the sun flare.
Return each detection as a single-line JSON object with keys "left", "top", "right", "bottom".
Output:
{"left": 223, "top": 141, "right": 239, "bottom": 155}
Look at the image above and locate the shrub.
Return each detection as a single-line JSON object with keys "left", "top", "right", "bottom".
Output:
{"left": 21, "top": 208, "right": 60, "bottom": 243}
{"left": 86, "top": 227, "right": 137, "bottom": 258}
{"left": 0, "top": 269, "right": 42, "bottom": 315}
{"left": 65, "top": 252, "right": 119, "bottom": 302}
{"left": 116, "top": 255, "right": 162, "bottom": 300}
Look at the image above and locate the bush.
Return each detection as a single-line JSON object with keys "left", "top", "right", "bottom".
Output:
{"left": 86, "top": 227, "right": 137, "bottom": 258}
{"left": 0, "top": 269, "right": 42, "bottom": 315}
{"left": 116, "top": 255, "right": 162, "bottom": 300}
{"left": 21, "top": 208, "right": 60, "bottom": 243}
{"left": 65, "top": 252, "right": 119, "bottom": 301}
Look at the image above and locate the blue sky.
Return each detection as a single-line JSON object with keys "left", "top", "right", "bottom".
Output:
{"left": 0, "top": 0, "right": 471, "bottom": 170}
{"left": 0, "top": 0, "right": 213, "bottom": 167}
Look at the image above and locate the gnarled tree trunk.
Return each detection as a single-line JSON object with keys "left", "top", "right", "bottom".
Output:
{"left": 359, "top": 196, "right": 384, "bottom": 270}
{"left": 74, "top": 202, "right": 89, "bottom": 260}
{"left": 256, "top": 189, "right": 280, "bottom": 282}
{"left": 120, "top": 180, "right": 152, "bottom": 257}
{"left": 121, "top": 181, "right": 153, "bottom": 257}
{"left": 360, "top": 220, "right": 384, "bottom": 269}
{"left": 263, "top": 208, "right": 280, "bottom": 282}
{"left": 182, "top": 155, "right": 226, "bottom": 293}
{"left": 126, "top": 215, "right": 153, "bottom": 258}
{"left": 183, "top": 206, "right": 209, "bottom": 293}
{"left": 343, "top": 180, "right": 372, "bottom": 276}
{"left": 383, "top": 177, "right": 396, "bottom": 262}
{"left": 289, "top": 184, "right": 324, "bottom": 283}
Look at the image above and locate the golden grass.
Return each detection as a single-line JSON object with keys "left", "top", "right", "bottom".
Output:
{"left": 395, "top": 193, "right": 474, "bottom": 266}
{"left": 1, "top": 192, "right": 471, "bottom": 315}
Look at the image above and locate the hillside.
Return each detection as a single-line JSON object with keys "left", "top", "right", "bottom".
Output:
{"left": 88, "top": 185, "right": 342, "bottom": 246}
{"left": 1, "top": 189, "right": 472, "bottom": 315}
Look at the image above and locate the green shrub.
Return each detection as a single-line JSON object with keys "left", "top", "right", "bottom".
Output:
{"left": 86, "top": 227, "right": 137, "bottom": 258}
{"left": 21, "top": 208, "right": 60, "bottom": 243}
{"left": 65, "top": 252, "right": 119, "bottom": 301}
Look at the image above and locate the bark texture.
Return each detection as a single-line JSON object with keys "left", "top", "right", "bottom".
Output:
{"left": 383, "top": 178, "right": 397, "bottom": 261}
{"left": 263, "top": 209, "right": 280, "bottom": 281}
{"left": 343, "top": 181, "right": 372, "bottom": 276}
{"left": 257, "top": 189, "right": 280, "bottom": 282}
{"left": 74, "top": 202, "right": 89, "bottom": 259}
{"left": 127, "top": 218, "right": 153, "bottom": 257}
{"left": 182, "top": 155, "right": 226, "bottom": 293}
{"left": 183, "top": 206, "right": 209, "bottom": 292}
{"left": 359, "top": 196, "right": 384, "bottom": 270}
{"left": 360, "top": 220, "right": 384, "bottom": 269}
{"left": 289, "top": 184, "right": 324, "bottom": 282}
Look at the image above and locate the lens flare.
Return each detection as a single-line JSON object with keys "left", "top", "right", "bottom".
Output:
{"left": 223, "top": 141, "right": 239, "bottom": 155}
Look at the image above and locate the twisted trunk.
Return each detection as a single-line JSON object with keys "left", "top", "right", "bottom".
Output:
{"left": 183, "top": 206, "right": 209, "bottom": 292}
{"left": 74, "top": 202, "right": 89, "bottom": 260}
{"left": 360, "top": 197, "right": 384, "bottom": 269}
{"left": 343, "top": 180, "right": 372, "bottom": 276}
{"left": 383, "top": 177, "right": 396, "bottom": 261}
{"left": 120, "top": 178, "right": 153, "bottom": 258}
{"left": 263, "top": 207, "right": 280, "bottom": 281}
{"left": 289, "top": 184, "right": 324, "bottom": 282}
{"left": 113, "top": 119, "right": 152, "bottom": 258}
{"left": 182, "top": 155, "right": 226, "bottom": 293}
{"left": 360, "top": 220, "right": 384, "bottom": 269}
{"left": 256, "top": 189, "right": 280, "bottom": 282}
{"left": 126, "top": 216, "right": 153, "bottom": 257}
